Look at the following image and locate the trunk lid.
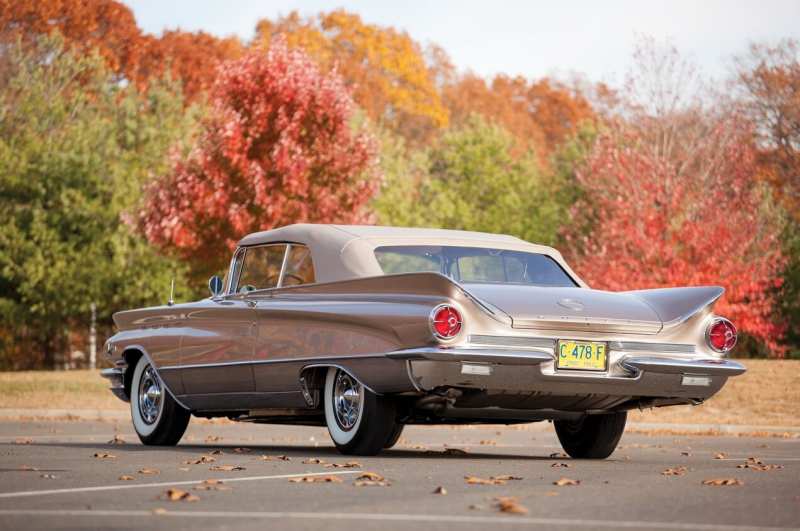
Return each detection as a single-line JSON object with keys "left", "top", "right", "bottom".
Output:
{"left": 464, "top": 284, "right": 663, "bottom": 334}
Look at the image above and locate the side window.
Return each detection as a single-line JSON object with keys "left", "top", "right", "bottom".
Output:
{"left": 226, "top": 247, "right": 246, "bottom": 294}
{"left": 282, "top": 245, "right": 316, "bottom": 286}
{"left": 375, "top": 246, "right": 442, "bottom": 275}
{"left": 236, "top": 244, "right": 287, "bottom": 293}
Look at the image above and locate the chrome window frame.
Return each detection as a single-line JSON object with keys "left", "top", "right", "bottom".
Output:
{"left": 226, "top": 243, "right": 314, "bottom": 295}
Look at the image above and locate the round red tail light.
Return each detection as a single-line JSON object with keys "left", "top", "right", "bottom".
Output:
{"left": 430, "top": 304, "right": 463, "bottom": 340}
{"left": 706, "top": 317, "right": 737, "bottom": 354}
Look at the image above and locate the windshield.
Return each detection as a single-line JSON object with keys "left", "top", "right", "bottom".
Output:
{"left": 374, "top": 245, "right": 577, "bottom": 287}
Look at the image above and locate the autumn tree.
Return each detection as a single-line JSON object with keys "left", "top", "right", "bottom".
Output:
{"left": 736, "top": 39, "right": 800, "bottom": 219}
{"left": 138, "top": 38, "right": 380, "bottom": 278}
{"left": 563, "top": 41, "right": 786, "bottom": 353}
{"left": 374, "top": 116, "right": 564, "bottom": 245}
{"left": 0, "top": 36, "right": 196, "bottom": 368}
{"left": 443, "top": 74, "right": 596, "bottom": 160}
{"left": 1, "top": 0, "right": 245, "bottom": 103}
{"left": 736, "top": 39, "right": 800, "bottom": 357}
{"left": 132, "top": 30, "right": 244, "bottom": 101}
{"left": 0, "top": 0, "right": 144, "bottom": 80}
{"left": 253, "top": 10, "right": 448, "bottom": 141}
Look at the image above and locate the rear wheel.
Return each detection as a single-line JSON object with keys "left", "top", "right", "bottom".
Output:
{"left": 324, "top": 368, "right": 397, "bottom": 455}
{"left": 554, "top": 411, "right": 627, "bottom": 459}
{"left": 130, "top": 356, "right": 190, "bottom": 446}
{"left": 384, "top": 423, "right": 405, "bottom": 449}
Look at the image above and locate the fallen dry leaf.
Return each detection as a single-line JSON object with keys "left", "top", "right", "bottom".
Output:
{"left": 19, "top": 465, "right": 39, "bottom": 471}
{"left": 108, "top": 435, "right": 126, "bottom": 445}
{"left": 551, "top": 462, "right": 571, "bottom": 468}
{"left": 15, "top": 438, "right": 32, "bottom": 445}
{"left": 184, "top": 455, "right": 216, "bottom": 465}
{"left": 736, "top": 457, "right": 784, "bottom": 471}
{"left": 433, "top": 486, "right": 447, "bottom": 495}
{"left": 152, "top": 508, "right": 167, "bottom": 515}
{"left": 93, "top": 452, "right": 116, "bottom": 459}
{"left": 495, "top": 497, "right": 529, "bottom": 515}
{"left": 662, "top": 466, "right": 688, "bottom": 476}
{"left": 205, "top": 435, "right": 222, "bottom": 443}
{"left": 681, "top": 451, "right": 691, "bottom": 456}
{"left": 209, "top": 464, "right": 246, "bottom": 472}
{"left": 354, "top": 472, "right": 390, "bottom": 486}
{"left": 713, "top": 452, "right": 727, "bottom": 460}
{"left": 138, "top": 468, "right": 160, "bottom": 475}
{"left": 553, "top": 478, "right": 580, "bottom": 486}
{"left": 194, "top": 479, "right": 231, "bottom": 491}
{"left": 702, "top": 478, "right": 744, "bottom": 486}
{"left": 288, "top": 475, "right": 344, "bottom": 483}
{"left": 118, "top": 475, "right": 135, "bottom": 481}
{"left": 261, "top": 455, "right": 291, "bottom": 461}
{"left": 209, "top": 449, "right": 224, "bottom": 455}
{"left": 302, "top": 458, "right": 326, "bottom": 465}
{"left": 232, "top": 447, "right": 251, "bottom": 454}
{"left": 162, "top": 488, "right": 199, "bottom": 502}
{"left": 479, "top": 440, "right": 497, "bottom": 446}
{"left": 465, "top": 474, "right": 523, "bottom": 485}
{"left": 325, "top": 461, "right": 361, "bottom": 469}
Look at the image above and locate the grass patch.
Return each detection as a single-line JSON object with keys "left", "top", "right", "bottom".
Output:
{"left": 0, "top": 360, "right": 797, "bottom": 426}
{"left": 0, "top": 370, "right": 126, "bottom": 410}
{"left": 630, "top": 359, "right": 798, "bottom": 427}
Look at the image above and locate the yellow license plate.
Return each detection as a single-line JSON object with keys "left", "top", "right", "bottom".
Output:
{"left": 556, "top": 340, "right": 607, "bottom": 371}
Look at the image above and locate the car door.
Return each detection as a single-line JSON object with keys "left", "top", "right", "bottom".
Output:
{"left": 179, "top": 244, "right": 287, "bottom": 404}
{"left": 252, "top": 244, "right": 317, "bottom": 397}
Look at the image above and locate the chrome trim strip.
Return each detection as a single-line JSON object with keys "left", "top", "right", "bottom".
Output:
{"left": 159, "top": 353, "right": 387, "bottom": 372}
{"left": 120, "top": 345, "right": 192, "bottom": 411}
{"left": 276, "top": 244, "right": 291, "bottom": 288}
{"left": 621, "top": 356, "right": 746, "bottom": 376}
{"left": 468, "top": 334, "right": 555, "bottom": 350}
{"left": 387, "top": 347, "right": 553, "bottom": 365}
{"left": 609, "top": 341, "right": 695, "bottom": 354}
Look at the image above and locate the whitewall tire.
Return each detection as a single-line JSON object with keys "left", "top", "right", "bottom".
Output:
{"left": 130, "top": 356, "right": 190, "bottom": 446}
{"left": 323, "top": 367, "right": 397, "bottom": 455}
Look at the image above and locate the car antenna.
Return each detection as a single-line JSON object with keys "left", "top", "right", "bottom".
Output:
{"left": 167, "top": 277, "right": 175, "bottom": 306}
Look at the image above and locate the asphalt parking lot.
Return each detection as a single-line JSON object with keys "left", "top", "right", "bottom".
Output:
{"left": 0, "top": 418, "right": 797, "bottom": 531}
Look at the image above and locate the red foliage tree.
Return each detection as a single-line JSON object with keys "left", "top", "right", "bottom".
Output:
{"left": 563, "top": 113, "right": 785, "bottom": 352}
{"left": 138, "top": 38, "right": 379, "bottom": 276}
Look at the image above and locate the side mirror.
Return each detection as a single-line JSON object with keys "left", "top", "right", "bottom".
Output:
{"left": 208, "top": 275, "right": 224, "bottom": 298}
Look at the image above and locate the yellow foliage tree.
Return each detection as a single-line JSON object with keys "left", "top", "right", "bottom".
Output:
{"left": 254, "top": 10, "right": 448, "bottom": 140}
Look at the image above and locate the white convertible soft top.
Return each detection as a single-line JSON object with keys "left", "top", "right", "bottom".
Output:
{"left": 237, "top": 224, "right": 586, "bottom": 286}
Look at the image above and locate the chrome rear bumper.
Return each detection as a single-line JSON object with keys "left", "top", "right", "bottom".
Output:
{"left": 390, "top": 347, "right": 745, "bottom": 400}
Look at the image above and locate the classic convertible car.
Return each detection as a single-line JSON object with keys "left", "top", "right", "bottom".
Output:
{"left": 102, "top": 224, "right": 744, "bottom": 457}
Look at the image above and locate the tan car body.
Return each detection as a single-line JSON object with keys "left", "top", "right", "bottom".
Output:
{"left": 102, "top": 224, "right": 745, "bottom": 425}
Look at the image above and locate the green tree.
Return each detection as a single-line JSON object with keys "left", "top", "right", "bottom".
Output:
{"left": 0, "top": 36, "right": 197, "bottom": 369}
{"left": 374, "top": 115, "right": 564, "bottom": 246}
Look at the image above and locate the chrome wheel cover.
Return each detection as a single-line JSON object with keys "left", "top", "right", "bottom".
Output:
{"left": 137, "top": 365, "right": 162, "bottom": 425}
{"left": 332, "top": 371, "right": 361, "bottom": 431}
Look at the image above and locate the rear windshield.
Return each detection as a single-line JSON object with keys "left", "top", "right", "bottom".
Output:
{"left": 374, "top": 245, "right": 577, "bottom": 287}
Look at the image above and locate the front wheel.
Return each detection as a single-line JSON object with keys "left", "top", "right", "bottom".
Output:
{"left": 324, "top": 368, "right": 397, "bottom": 455}
{"left": 130, "top": 356, "right": 190, "bottom": 446}
{"left": 554, "top": 411, "right": 627, "bottom": 459}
